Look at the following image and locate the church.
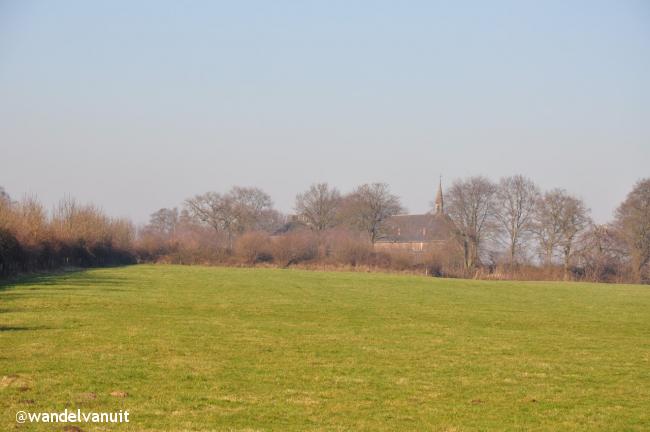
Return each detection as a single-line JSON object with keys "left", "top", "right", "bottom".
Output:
{"left": 374, "top": 180, "right": 455, "bottom": 253}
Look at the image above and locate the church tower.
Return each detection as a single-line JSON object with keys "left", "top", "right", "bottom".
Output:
{"left": 434, "top": 177, "right": 444, "bottom": 215}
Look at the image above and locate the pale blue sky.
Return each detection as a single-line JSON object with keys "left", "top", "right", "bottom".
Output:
{"left": 1, "top": 0, "right": 649, "bottom": 223}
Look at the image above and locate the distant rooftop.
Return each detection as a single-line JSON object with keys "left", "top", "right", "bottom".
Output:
{"left": 377, "top": 213, "right": 453, "bottom": 243}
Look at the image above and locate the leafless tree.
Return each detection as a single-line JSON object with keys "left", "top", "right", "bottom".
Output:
{"left": 558, "top": 197, "right": 590, "bottom": 279}
{"left": 445, "top": 176, "right": 498, "bottom": 270}
{"left": 255, "top": 208, "right": 286, "bottom": 233}
{"left": 229, "top": 186, "right": 274, "bottom": 231}
{"left": 577, "top": 224, "right": 626, "bottom": 282}
{"left": 295, "top": 183, "right": 341, "bottom": 232}
{"left": 185, "top": 192, "right": 238, "bottom": 248}
{"left": 149, "top": 208, "right": 179, "bottom": 236}
{"left": 495, "top": 175, "right": 540, "bottom": 265}
{"left": 532, "top": 191, "right": 563, "bottom": 266}
{"left": 109, "top": 218, "right": 136, "bottom": 251}
{"left": 343, "top": 183, "right": 403, "bottom": 243}
{"left": 14, "top": 195, "right": 49, "bottom": 249}
{"left": 613, "top": 178, "right": 650, "bottom": 283}
{"left": 52, "top": 195, "right": 77, "bottom": 232}
{"left": 185, "top": 186, "right": 275, "bottom": 249}
{"left": 533, "top": 189, "right": 590, "bottom": 278}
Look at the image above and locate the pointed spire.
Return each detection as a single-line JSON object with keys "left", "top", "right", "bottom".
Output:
{"left": 434, "top": 176, "right": 443, "bottom": 215}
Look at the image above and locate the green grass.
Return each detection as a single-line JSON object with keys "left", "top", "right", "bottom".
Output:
{"left": 1, "top": 265, "right": 649, "bottom": 431}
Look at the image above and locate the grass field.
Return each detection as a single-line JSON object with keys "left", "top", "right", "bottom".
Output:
{"left": 1, "top": 265, "right": 649, "bottom": 431}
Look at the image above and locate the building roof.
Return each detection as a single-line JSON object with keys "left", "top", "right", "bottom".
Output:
{"left": 377, "top": 213, "right": 454, "bottom": 243}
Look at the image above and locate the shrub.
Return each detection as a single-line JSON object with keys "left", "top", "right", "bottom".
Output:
{"left": 271, "top": 230, "right": 318, "bottom": 267}
{"left": 326, "top": 229, "right": 373, "bottom": 266}
{"left": 235, "top": 232, "right": 273, "bottom": 264}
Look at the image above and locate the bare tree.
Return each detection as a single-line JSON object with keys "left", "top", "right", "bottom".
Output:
{"left": 495, "top": 175, "right": 540, "bottom": 265}
{"left": 532, "top": 191, "right": 563, "bottom": 266}
{"left": 14, "top": 195, "right": 49, "bottom": 249}
{"left": 533, "top": 189, "right": 590, "bottom": 278}
{"left": 109, "top": 217, "right": 136, "bottom": 251}
{"left": 229, "top": 186, "right": 274, "bottom": 232}
{"left": 343, "top": 183, "right": 403, "bottom": 243}
{"left": 255, "top": 208, "right": 286, "bottom": 233}
{"left": 558, "top": 196, "right": 590, "bottom": 279}
{"left": 446, "top": 176, "right": 498, "bottom": 270}
{"left": 149, "top": 208, "right": 179, "bottom": 236}
{"left": 185, "top": 187, "right": 275, "bottom": 249}
{"left": 613, "top": 178, "right": 650, "bottom": 283}
{"left": 578, "top": 224, "right": 626, "bottom": 282}
{"left": 185, "top": 192, "right": 238, "bottom": 248}
{"left": 295, "top": 183, "right": 341, "bottom": 232}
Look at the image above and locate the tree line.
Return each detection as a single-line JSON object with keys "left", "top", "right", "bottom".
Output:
{"left": 138, "top": 176, "right": 649, "bottom": 283}
{"left": 0, "top": 190, "right": 135, "bottom": 277}
{"left": 1, "top": 177, "right": 648, "bottom": 283}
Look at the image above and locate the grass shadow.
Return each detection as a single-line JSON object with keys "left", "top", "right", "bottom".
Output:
{"left": 0, "top": 265, "right": 134, "bottom": 292}
{"left": 0, "top": 325, "right": 51, "bottom": 332}
{"left": 0, "top": 268, "right": 88, "bottom": 291}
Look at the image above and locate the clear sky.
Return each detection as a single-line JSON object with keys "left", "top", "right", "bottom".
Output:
{"left": 1, "top": 0, "right": 649, "bottom": 224}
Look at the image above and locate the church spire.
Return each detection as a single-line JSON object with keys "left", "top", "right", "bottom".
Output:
{"left": 434, "top": 176, "right": 443, "bottom": 215}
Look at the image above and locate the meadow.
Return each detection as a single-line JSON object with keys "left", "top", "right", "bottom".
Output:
{"left": 1, "top": 265, "right": 649, "bottom": 431}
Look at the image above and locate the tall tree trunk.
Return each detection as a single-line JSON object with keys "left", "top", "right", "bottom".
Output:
{"left": 463, "top": 239, "right": 471, "bottom": 270}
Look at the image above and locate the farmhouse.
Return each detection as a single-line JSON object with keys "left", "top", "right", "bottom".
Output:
{"left": 374, "top": 180, "right": 455, "bottom": 253}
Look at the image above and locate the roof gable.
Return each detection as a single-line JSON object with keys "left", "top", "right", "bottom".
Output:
{"left": 378, "top": 213, "right": 453, "bottom": 243}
